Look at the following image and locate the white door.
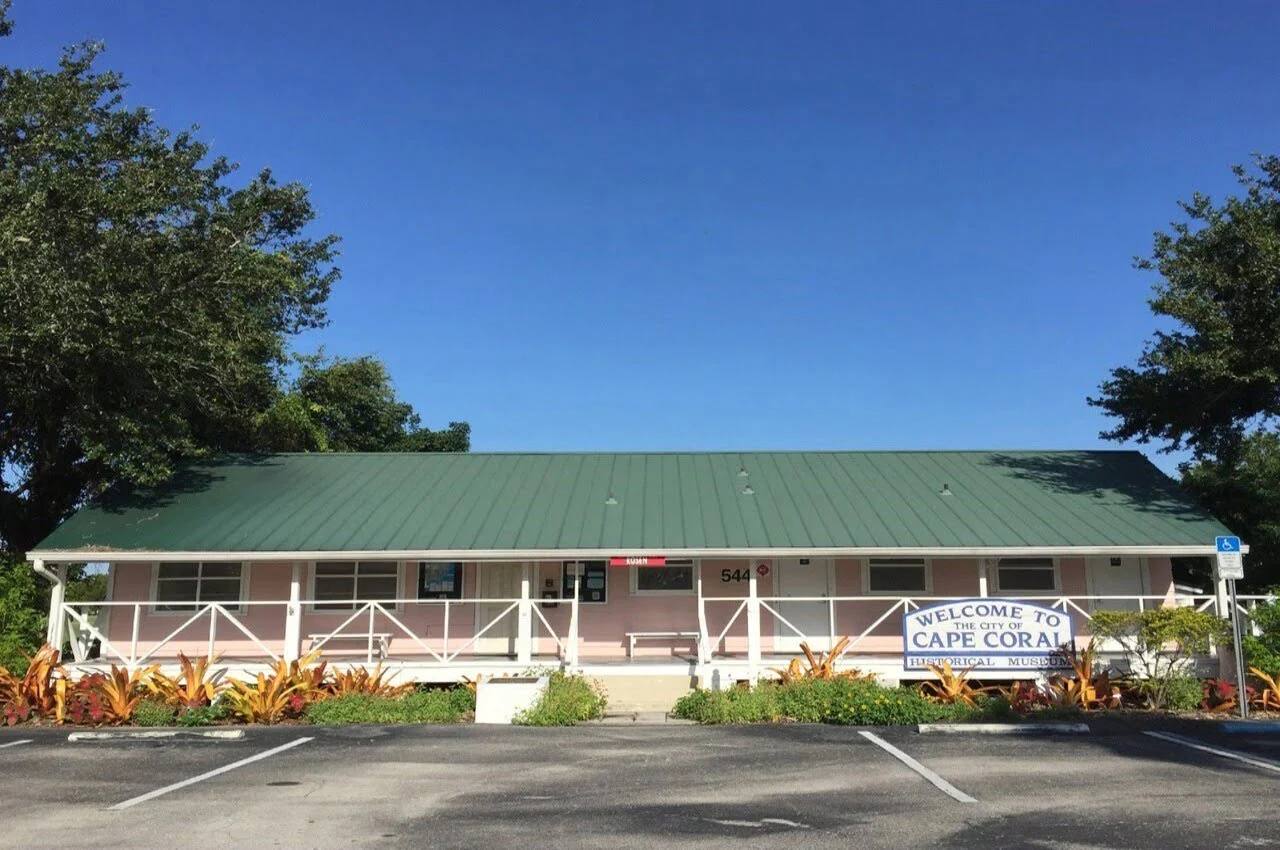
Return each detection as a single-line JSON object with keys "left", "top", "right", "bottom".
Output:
{"left": 774, "top": 559, "right": 832, "bottom": 652}
{"left": 474, "top": 564, "right": 521, "bottom": 655}
{"left": 1086, "top": 557, "right": 1148, "bottom": 613}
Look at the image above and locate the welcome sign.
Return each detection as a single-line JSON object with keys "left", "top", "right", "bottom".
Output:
{"left": 902, "top": 599, "right": 1073, "bottom": 671}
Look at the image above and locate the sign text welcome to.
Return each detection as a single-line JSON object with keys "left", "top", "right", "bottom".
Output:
{"left": 902, "top": 599, "right": 1073, "bottom": 671}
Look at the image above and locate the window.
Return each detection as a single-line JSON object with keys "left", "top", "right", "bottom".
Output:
{"left": 865, "top": 558, "right": 929, "bottom": 594}
{"left": 632, "top": 559, "right": 696, "bottom": 594}
{"left": 312, "top": 561, "right": 400, "bottom": 610}
{"left": 418, "top": 562, "right": 464, "bottom": 600}
{"left": 154, "top": 563, "right": 244, "bottom": 612}
{"left": 996, "top": 557, "right": 1057, "bottom": 592}
{"left": 562, "top": 561, "right": 607, "bottom": 604}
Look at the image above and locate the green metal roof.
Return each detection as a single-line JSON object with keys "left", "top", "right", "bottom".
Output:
{"left": 31, "top": 451, "right": 1234, "bottom": 558}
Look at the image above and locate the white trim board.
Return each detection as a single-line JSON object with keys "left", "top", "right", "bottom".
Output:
{"left": 29, "top": 544, "right": 1240, "bottom": 563}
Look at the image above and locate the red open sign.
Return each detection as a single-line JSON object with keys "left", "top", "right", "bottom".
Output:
{"left": 609, "top": 556, "right": 666, "bottom": 567}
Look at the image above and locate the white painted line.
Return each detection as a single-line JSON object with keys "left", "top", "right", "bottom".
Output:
{"left": 858, "top": 731, "right": 977, "bottom": 803}
{"left": 108, "top": 737, "right": 314, "bottom": 810}
{"left": 1143, "top": 731, "right": 1280, "bottom": 775}
{"left": 918, "top": 723, "right": 1090, "bottom": 735}
{"left": 0, "top": 740, "right": 32, "bottom": 750}
{"left": 69, "top": 730, "right": 244, "bottom": 742}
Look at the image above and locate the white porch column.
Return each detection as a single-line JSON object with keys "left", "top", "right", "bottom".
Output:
{"left": 517, "top": 562, "right": 533, "bottom": 665}
{"left": 746, "top": 566, "right": 762, "bottom": 679}
{"left": 568, "top": 564, "right": 580, "bottom": 671}
{"left": 37, "top": 559, "right": 65, "bottom": 649}
{"left": 695, "top": 566, "right": 709, "bottom": 664}
{"left": 283, "top": 561, "right": 303, "bottom": 663}
{"left": 977, "top": 559, "right": 989, "bottom": 597}
{"left": 1215, "top": 577, "right": 1231, "bottom": 618}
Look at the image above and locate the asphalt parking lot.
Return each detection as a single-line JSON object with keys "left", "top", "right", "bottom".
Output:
{"left": 0, "top": 722, "right": 1277, "bottom": 849}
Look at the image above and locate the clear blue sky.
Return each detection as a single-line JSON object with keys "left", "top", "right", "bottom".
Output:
{"left": 9, "top": 3, "right": 1280, "bottom": 471}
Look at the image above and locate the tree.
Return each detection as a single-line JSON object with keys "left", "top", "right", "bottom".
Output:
{"left": 0, "top": 9, "right": 467, "bottom": 558}
{"left": 256, "top": 354, "right": 470, "bottom": 453}
{"left": 1090, "top": 155, "right": 1280, "bottom": 589}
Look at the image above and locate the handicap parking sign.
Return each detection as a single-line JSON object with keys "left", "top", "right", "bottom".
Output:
{"left": 1216, "top": 536, "right": 1241, "bottom": 553}
{"left": 1215, "top": 536, "right": 1244, "bottom": 580}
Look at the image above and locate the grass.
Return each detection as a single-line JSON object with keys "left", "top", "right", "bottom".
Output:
{"left": 303, "top": 688, "right": 475, "bottom": 725}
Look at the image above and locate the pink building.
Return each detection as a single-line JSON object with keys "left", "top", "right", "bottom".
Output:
{"left": 28, "top": 450, "right": 1240, "bottom": 685}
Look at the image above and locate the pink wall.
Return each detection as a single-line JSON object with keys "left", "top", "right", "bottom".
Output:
{"left": 97, "top": 556, "right": 1170, "bottom": 663}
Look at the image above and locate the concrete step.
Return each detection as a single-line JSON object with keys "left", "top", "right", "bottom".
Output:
{"left": 593, "top": 674, "right": 696, "bottom": 713}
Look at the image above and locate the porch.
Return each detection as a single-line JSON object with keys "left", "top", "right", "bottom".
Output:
{"left": 43, "top": 556, "right": 1271, "bottom": 684}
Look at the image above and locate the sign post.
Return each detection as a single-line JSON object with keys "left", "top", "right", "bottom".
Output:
{"left": 1215, "top": 536, "right": 1248, "bottom": 720}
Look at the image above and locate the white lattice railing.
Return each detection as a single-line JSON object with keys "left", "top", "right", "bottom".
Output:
{"left": 55, "top": 596, "right": 576, "bottom": 671}
{"left": 697, "top": 594, "right": 1276, "bottom": 662}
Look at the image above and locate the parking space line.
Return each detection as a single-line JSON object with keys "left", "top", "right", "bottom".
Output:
{"left": 108, "top": 736, "right": 314, "bottom": 811}
{"left": 1143, "top": 731, "right": 1280, "bottom": 775}
{"left": 0, "top": 740, "right": 32, "bottom": 750}
{"left": 857, "top": 731, "right": 977, "bottom": 803}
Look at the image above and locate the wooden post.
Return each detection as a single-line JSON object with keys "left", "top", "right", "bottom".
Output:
{"left": 517, "top": 563, "right": 533, "bottom": 664}
{"left": 978, "top": 559, "right": 989, "bottom": 597}
{"left": 747, "top": 565, "right": 762, "bottom": 679}
{"left": 568, "top": 564, "right": 580, "bottom": 671}
{"left": 283, "top": 562, "right": 303, "bottom": 663}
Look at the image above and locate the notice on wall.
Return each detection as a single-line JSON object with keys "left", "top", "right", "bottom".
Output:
{"left": 902, "top": 599, "right": 1073, "bottom": 671}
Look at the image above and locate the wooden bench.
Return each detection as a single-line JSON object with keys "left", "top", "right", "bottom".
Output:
{"left": 625, "top": 631, "right": 701, "bottom": 658}
{"left": 308, "top": 632, "right": 392, "bottom": 659}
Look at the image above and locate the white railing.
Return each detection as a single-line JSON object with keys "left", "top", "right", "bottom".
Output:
{"left": 56, "top": 596, "right": 577, "bottom": 671}
{"left": 698, "top": 593, "right": 1276, "bottom": 662}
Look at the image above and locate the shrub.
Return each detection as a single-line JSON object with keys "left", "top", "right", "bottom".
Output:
{"left": 304, "top": 689, "right": 471, "bottom": 725}
{"left": 1243, "top": 596, "right": 1280, "bottom": 678}
{"left": 1133, "top": 674, "right": 1202, "bottom": 712}
{"left": 133, "top": 699, "right": 176, "bottom": 727}
{"left": 822, "top": 682, "right": 943, "bottom": 726}
{"left": 223, "top": 650, "right": 328, "bottom": 724}
{"left": 918, "top": 662, "right": 991, "bottom": 707}
{"left": 0, "top": 561, "right": 46, "bottom": 673}
{"left": 1090, "top": 608, "right": 1229, "bottom": 709}
{"left": 177, "top": 702, "right": 229, "bottom": 726}
{"left": 672, "top": 684, "right": 781, "bottom": 724}
{"left": 327, "top": 664, "right": 414, "bottom": 699}
{"left": 145, "top": 653, "right": 226, "bottom": 709}
{"left": 514, "top": 673, "right": 607, "bottom": 726}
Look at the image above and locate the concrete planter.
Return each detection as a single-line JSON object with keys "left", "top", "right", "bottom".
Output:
{"left": 474, "top": 676, "right": 549, "bottom": 724}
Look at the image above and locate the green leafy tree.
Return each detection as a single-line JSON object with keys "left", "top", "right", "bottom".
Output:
{"left": 0, "top": 19, "right": 335, "bottom": 555}
{"left": 256, "top": 354, "right": 470, "bottom": 453}
{"left": 0, "top": 6, "right": 467, "bottom": 661}
{"left": 1090, "top": 155, "right": 1280, "bottom": 589}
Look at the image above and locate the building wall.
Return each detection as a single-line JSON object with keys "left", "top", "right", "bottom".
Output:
{"left": 98, "top": 555, "right": 1174, "bottom": 662}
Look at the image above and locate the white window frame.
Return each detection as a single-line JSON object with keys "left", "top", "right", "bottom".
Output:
{"left": 993, "top": 556, "right": 1060, "bottom": 595}
{"left": 562, "top": 560, "right": 609, "bottom": 605}
{"left": 861, "top": 557, "right": 933, "bottom": 596}
{"left": 306, "top": 560, "right": 405, "bottom": 612}
{"left": 149, "top": 561, "right": 250, "bottom": 615}
{"left": 629, "top": 559, "right": 698, "bottom": 596}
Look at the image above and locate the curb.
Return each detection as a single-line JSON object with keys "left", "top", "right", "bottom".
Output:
{"left": 916, "top": 722, "right": 1090, "bottom": 735}
{"left": 1222, "top": 721, "right": 1280, "bottom": 734}
{"left": 593, "top": 712, "right": 697, "bottom": 726}
{"left": 67, "top": 729, "right": 245, "bottom": 742}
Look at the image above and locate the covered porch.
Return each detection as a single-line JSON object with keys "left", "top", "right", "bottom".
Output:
{"left": 34, "top": 552, "right": 1266, "bottom": 684}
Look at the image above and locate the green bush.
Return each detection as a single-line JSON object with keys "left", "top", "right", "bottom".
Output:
{"left": 1243, "top": 595, "right": 1280, "bottom": 678}
{"left": 1090, "top": 607, "right": 1229, "bottom": 709}
{"left": 514, "top": 673, "right": 607, "bottom": 726}
{"left": 133, "top": 699, "right": 176, "bottom": 727}
{"left": 671, "top": 678, "right": 1012, "bottom": 726}
{"left": 1134, "top": 675, "right": 1203, "bottom": 712}
{"left": 304, "top": 689, "right": 472, "bottom": 725}
{"left": 0, "top": 560, "right": 46, "bottom": 672}
{"left": 176, "top": 702, "right": 229, "bottom": 726}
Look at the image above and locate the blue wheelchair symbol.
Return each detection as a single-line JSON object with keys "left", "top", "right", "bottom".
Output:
{"left": 1216, "top": 536, "right": 1241, "bottom": 553}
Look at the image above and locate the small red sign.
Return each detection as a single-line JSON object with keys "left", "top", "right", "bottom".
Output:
{"left": 609, "top": 556, "right": 666, "bottom": 567}
{"left": 756, "top": 563, "right": 770, "bottom": 577}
